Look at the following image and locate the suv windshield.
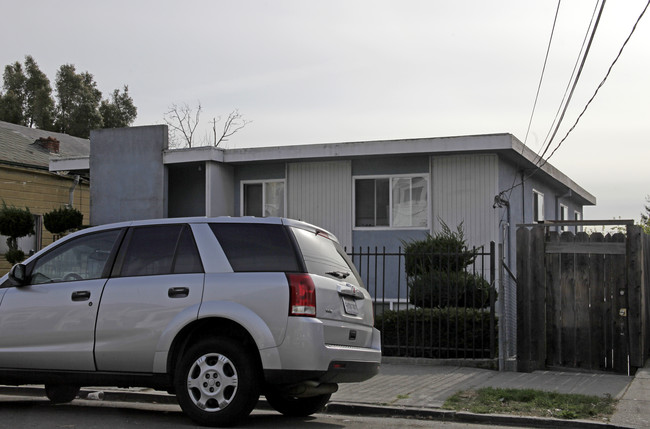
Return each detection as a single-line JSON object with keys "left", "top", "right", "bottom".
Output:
{"left": 290, "top": 227, "right": 364, "bottom": 288}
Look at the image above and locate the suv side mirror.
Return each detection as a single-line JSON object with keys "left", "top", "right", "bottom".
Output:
{"left": 9, "top": 263, "right": 27, "bottom": 285}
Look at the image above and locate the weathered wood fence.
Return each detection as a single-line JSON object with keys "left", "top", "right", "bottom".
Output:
{"left": 517, "top": 224, "right": 649, "bottom": 374}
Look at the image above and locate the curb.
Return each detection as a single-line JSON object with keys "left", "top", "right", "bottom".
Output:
{"left": 0, "top": 385, "right": 634, "bottom": 429}
{"left": 323, "top": 402, "right": 634, "bottom": 429}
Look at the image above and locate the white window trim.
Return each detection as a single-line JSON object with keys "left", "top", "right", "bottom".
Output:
{"left": 574, "top": 211, "right": 583, "bottom": 233}
{"left": 352, "top": 174, "right": 430, "bottom": 230}
{"left": 533, "top": 189, "right": 544, "bottom": 223}
{"left": 560, "top": 204, "right": 569, "bottom": 231}
{"left": 240, "top": 179, "right": 286, "bottom": 217}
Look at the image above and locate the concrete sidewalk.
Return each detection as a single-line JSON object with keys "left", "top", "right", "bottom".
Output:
{"left": 1, "top": 358, "right": 646, "bottom": 428}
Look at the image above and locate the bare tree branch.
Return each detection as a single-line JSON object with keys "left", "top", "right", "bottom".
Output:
{"left": 216, "top": 109, "right": 251, "bottom": 147}
{"left": 164, "top": 101, "right": 202, "bottom": 148}
{"left": 163, "top": 103, "right": 250, "bottom": 148}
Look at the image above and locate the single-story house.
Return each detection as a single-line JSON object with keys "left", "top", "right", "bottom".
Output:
{"left": 0, "top": 120, "right": 90, "bottom": 274}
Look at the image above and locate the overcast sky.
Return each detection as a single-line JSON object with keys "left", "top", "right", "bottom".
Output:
{"left": 2, "top": 0, "right": 649, "bottom": 223}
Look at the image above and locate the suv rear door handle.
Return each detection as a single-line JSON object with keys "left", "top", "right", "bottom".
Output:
{"left": 168, "top": 287, "right": 189, "bottom": 298}
{"left": 71, "top": 291, "right": 91, "bottom": 301}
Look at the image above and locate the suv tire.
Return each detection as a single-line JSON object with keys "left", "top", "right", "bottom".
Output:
{"left": 174, "top": 338, "right": 260, "bottom": 427}
{"left": 265, "top": 390, "right": 331, "bottom": 416}
{"left": 44, "top": 384, "right": 80, "bottom": 404}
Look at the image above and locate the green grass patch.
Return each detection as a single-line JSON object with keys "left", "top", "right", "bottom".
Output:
{"left": 443, "top": 387, "right": 616, "bottom": 420}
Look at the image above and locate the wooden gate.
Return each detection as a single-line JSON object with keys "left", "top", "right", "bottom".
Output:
{"left": 517, "top": 224, "right": 648, "bottom": 374}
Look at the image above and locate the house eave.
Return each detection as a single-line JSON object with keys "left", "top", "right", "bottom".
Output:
{"left": 49, "top": 156, "right": 90, "bottom": 173}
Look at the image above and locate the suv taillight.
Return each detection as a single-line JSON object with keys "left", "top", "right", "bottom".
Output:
{"left": 287, "top": 273, "right": 316, "bottom": 317}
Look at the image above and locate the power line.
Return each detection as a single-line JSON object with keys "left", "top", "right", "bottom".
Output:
{"left": 498, "top": 0, "right": 563, "bottom": 215}
{"left": 523, "top": 0, "right": 562, "bottom": 147}
{"left": 539, "top": 0, "right": 650, "bottom": 168}
{"left": 534, "top": 0, "right": 606, "bottom": 167}
{"left": 496, "top": 0, "right": 605, "bottom": 204}
{"left": 496, "top": 0, "right": 648, "bottom": 201}
{"left": 534, "top": 0, "right": 602, "bottom": 164}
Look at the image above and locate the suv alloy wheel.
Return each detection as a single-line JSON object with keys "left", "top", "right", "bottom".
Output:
{"left": 174, "top": 338, "right": 260, "bottom": 426}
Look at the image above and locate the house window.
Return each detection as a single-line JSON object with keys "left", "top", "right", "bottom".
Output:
{"left": 242, "top": 180, "right": 285, "bottom": 217}
{"left": 354, "top": 175, "right": 428, "bottom": 228}
{"left": 533, "top": 190, "right": 544, "bottom": 223}
{"left": 560, "top": 204, "right": 569, "bottom": 231}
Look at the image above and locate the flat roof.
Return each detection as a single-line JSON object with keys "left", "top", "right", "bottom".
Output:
{"left": 49, "top": 131, "right": 596, "bottom": 206}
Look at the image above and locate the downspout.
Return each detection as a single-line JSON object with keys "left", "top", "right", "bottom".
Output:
{"left": 69, "top": 175, "right": 80, "bottom": 208}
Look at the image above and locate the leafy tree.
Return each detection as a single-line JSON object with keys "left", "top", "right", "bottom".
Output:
{"left": 0, "top": 202, "right": 35, "bottom": 264}
{"left": 55, "top": 65, "right": 103, "bottom": 138}
{"left": 641, "top": 195, "right": 650, "bottom": 234}
{"left": 99, "top": 85, "right": 137, "bottom": 128}
{"left": 24, "top": 56, "right": 55, "bottom": 129}
{"left": 0, "top": 61, "right": 26, "bottom": 124}
{"left": 0, "top": 56, "right": 137, "bottom": 137}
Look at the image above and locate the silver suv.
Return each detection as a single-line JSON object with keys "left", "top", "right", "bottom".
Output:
{"left": 0, "top": 217, "right": 381, "bottom": 426}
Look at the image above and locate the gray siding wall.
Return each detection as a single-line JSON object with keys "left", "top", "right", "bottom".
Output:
{"left": 206, "top": 161, "right": 234, "bottom": 216}
{"left": 90, "top": 125, "right": 168, "bottom": 225}
{"left": 287, "top": 160, "right": 352, "bottom": 249}
{"left": 431, "top": 154, "right": 499, "bottom": 249}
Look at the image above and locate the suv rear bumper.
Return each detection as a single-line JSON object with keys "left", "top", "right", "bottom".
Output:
{"left": 264, "top": 360, "right": 380, "bottom": 385}
{"left": 259, "top": 317, "right": 381, "bottom": 385}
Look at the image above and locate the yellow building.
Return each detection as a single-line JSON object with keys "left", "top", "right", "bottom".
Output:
{"left": 0, "top": 121, "right": 90, "bottom": 275}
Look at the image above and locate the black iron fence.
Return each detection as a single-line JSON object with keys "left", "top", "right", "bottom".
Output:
{"left": 348, "top": 242, "right": 496, "bottom": 359}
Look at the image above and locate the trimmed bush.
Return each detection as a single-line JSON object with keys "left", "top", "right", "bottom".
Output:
{"left": 4, "top": 248, "right": 25, "bottom": 265}
{"left": 0, "top": 202, "right": 34, "bottom": 264}
{"left": 408, "top": 270, "right": 492, "bottom": 309}
{"left": 44, "top": 206, "right": 83, "bottom": 235}
{"left": 403, "top": 221, "right": 477, "bottom": 276}
{"left": 375, "top": 307, "right": 496, "bottom": 359}
{"left": 0, "top": 204, "right": 34, "bottom": 240}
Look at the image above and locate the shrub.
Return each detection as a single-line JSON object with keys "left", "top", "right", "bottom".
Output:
{"left": 408, "top": 270, "right": 493, "bottom": 309}
{"left": 375, "top": 307, "right": 496, "bottom": 359}
{"left": 4, "top": 248, "right": 25, "bottom": 265}
{"left": 0, "top": 203, "right": 34, "bottom": 239}
{"left": 43, "top": 206, "right": 83, "bottom": 235}
{"left": 403, "top": 221, "right": 477, "bottom": 276}
{"left": 0, "top": 202, "right": 34, "bottom": 264}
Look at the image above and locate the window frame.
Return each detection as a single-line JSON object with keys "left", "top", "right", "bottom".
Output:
{"left": 533, "top": 189, "right": 545, "bottom": 223}
{"left": 240, "top": 179, "right": 286, "bottom": 218}
{"left": 575, "top": 211, "right": 583, "bottom": 233}
{"left": 112, "top": 224, "right": 203, "bottom": 278}
{"left": 560, "top": 204, "right": 569, "bottom": 231}
{"left": 353, "top": 174, "right": 430, "bottom": 230}
{"left": 28, "top": 228, "right": 124, "bottom": 285}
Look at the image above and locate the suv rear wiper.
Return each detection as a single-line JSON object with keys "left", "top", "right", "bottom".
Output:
{"left": 326, "top": 270, "right": 350, "bottom": 279}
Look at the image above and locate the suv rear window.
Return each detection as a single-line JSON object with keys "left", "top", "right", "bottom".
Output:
{"left": 290, "top": 227, "right": 364, "bottom": 288}
{"left": 209, "top": 223, "right": 301, "bottom": 272}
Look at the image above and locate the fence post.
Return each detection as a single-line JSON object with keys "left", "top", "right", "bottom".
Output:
{"left": 627, "top": 225, "right": 645, "bottom": 369}
{"left": 490, "top": 241, "right": 496, "bottom": 359}
{"left": 517, "top": 226, "right": 546, "bottom": 371}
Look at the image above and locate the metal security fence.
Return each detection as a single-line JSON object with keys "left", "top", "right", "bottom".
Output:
{"left": 348, "top": 243, "right": 496, "bottom": 359}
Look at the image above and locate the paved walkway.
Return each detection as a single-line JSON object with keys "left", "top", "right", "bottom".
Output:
{"left": 2, "top": 358, "right": 648, "bottom": 428}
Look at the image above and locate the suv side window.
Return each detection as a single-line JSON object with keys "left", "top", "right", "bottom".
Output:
{"left": 30, "top": 229, "right": 122, "bottom": 285}
{"left": 118, "top": 224, "right": 203, "bottom": 277}
{"left": 209, "top": 223, "right": 301, "bottom": 272}
{"left": 290, "top": 227, "right": 364, "bottom": 288}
